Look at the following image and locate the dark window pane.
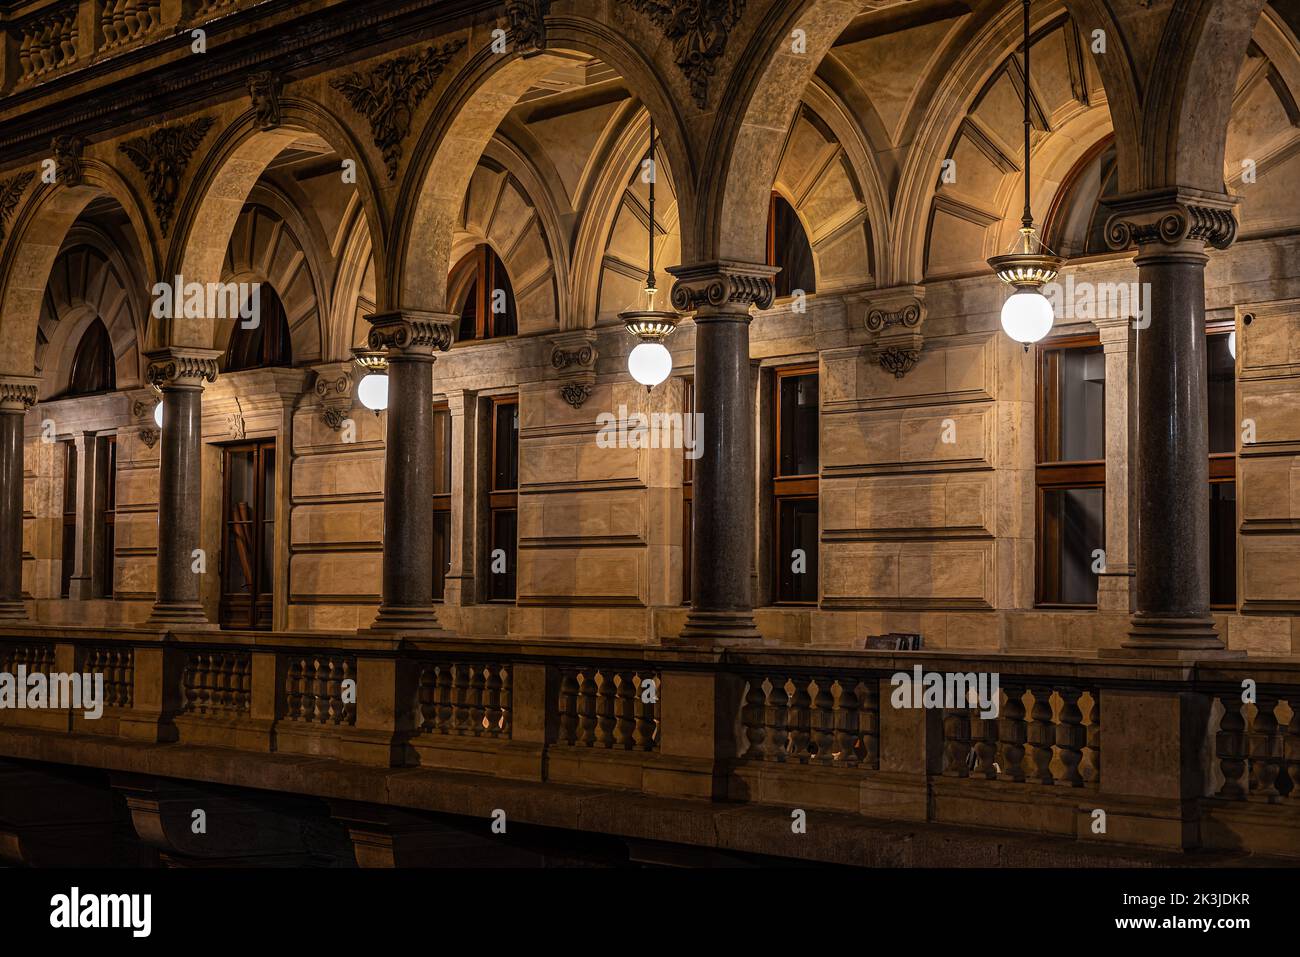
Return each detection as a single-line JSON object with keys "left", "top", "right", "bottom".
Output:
{"left": 101, "top": 523, "right": 115, "bottom": 599}
{"left": 494, "top": 402, "right": 519, "bottom": 491}
{"left": 225, "top": 287, "right": 292, "bottom": 372}
{"left": 778, "top": 373, "right": 819, "bottom": 476}
{"left": 776, "top": 498, "right": 819, "bottom": 603}
{"left": 770, "top": 195, "right": 816, "bottom": 298}
{"left": 1210, "top": 482, "right": 1237, "bottom": 607}
{"left": 61, "top": 441, "right": 77, "bottom": 598}
{"left": 432, "top": 512, "right": 451, "bottom": 602}
{"left": 1041, "top": 346, "right": 1105, "bottom": 462}
{"left": 1040, "top": 487, "right": 1104, "bottom": 605}
{"left": 488, "top": 250, "right": 517, "bottom": 337}
{"left": 68, "top": 319, "right": 116, "bottom": 396}
{"left": 458, "top": 277, "right": 478, "bottom": 341}
{"left": 489, "top": 509, "right": 517, "bottom": 601}
{"left": 1207, "top": 333, "right": 1235, "bottom": 455}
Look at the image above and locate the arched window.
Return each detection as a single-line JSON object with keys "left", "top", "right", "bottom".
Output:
{"left": 66, "top": 318, "right": 116, "bottom": 397}
{"left": 767, "top": 193, "right": 816, "bottom": 299}
{"left": 224, "top": 285, "right": 292, "bottom": 373}
{"left": 1046, "top": 140, "right": 1119, "bottom": 259}
{"left": 452, "top": 245, "right": 517, "bottom": 342}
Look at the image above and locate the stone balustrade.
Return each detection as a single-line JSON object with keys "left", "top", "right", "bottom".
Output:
{"left": 0, "top": 626, "right": 1297, "bottom": 858}
{"left": 1, "top": 0, "right": 253, "bottom": 92}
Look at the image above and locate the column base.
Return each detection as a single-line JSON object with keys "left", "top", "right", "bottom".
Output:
{"left": 1103, "top": 615, "right": 1242, "bottom": 659}
{"left": 0, "top": 600, "right": 27, "bottom": 621}
{"left": 361, "top": 604, "right": 455, "bottom": 638}
{"left": 677, "top": 610, "right": 761, "bottom": 644}
{"left": 146, "top": 601, "right": 215, "bottom": 630}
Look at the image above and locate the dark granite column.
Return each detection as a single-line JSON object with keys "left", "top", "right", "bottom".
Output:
{"left": 0, "top": 378, "right": 37, "bottom": 620}
{"left": 668, "top": 262, "right": 777, "bottom": 642}
{"left": 363, "top": 311, "right": 455, "bottom": 635}
{"left": 1105, "top": 191, "right": 1238, "bottom": 652}
{"left": 146, "top": 349, "right": 220, "bottom": 628}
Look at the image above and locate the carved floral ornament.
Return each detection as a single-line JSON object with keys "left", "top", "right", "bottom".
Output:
{"left": 119, "top": 116, "right": 217, "bottom": 236}
{"left": 0, "top": 170, "right": 35, "bottom": 244}
{"left": 629, "top": 0, "right": 747, "bottom": 108}
{"left": 145, "top": 351, "right": 220, "bottom": 388}
{"left": 0, "top": 378, "right": 39, "bottom": 411}
{"left": 330, "top": 40, "right": 466, "bottom": 180}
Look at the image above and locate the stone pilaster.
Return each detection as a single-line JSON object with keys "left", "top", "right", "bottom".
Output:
{"left": 442, "top": 389, "right": 479, "bottom": 609}
{"left": 667, "top": 260, "right": 778, "bottom": 642}
{"left": 1093, "top": 315, "right": 1135, "bottom": 613}
{"left": 145, "top": 348, "right": 220, "bottom": 628}
{"left": 0, "top": 377, "right": 37, "bottom": 620}
{"left": 1104, "top": 189, "right": 1238, "bottom": 653}
{"left": 363, "top": 310, "right": 456, "bottom": 634}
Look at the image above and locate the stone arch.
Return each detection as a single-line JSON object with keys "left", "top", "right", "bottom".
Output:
{"left": 771, "top": 93, "right": 879, "bottom": 294}
{"left": 166, "top": 100, "right": 387, "bottom": 351}
{"left": 570, "top": 101, "right": 681, "bottom": 330}
{"left": 330, "top": 196, "right": 376, "bottom": 357}
{"left": 394, "top": 18, "right": 697, "bottom": 314}
{"left": 0, "top": 158, "right": 157, "bottom": 378}
{"left": 36, "top": 228, "right": 147, "bottom": 399}
{"left": 218, "top": 194, "right": 326, "bottom": 364}
{"left": 450, "top": 145, "right": 564, "bottom": 336}
{"left": 704, "top": 0, "right": 864, "bottom": 266}
{"left": 913, "top": 7, "right": 1106, "bottom": 279}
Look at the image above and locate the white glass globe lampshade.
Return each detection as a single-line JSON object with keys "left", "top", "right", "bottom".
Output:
{"left": 357, "top": 372, "right": 389, "bottom": 412}
{"left": 153, "top": 401, "right": 163, "bottom": 428}
{"left": 628, "top": 341, "right": 672, "bottom": 388}
{"left": 1228, "top": 331, "right": 1237, "bottom": 360}
{"left": 1000, "top": 288, "right": 1055, "bottom": 346}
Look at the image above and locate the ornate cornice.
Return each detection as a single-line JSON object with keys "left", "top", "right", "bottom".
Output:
{"left": 505, "top": 0, "right": 550, "bottom": 53}
{"left": 50, "top": 134, "right": 85, "bottom": 187}
{"left": 628, "top": 0, "right": 746, "bottom": 108}
{"left": 1105, "top": 190, "right": 1239, "bottom": 252}
{"left": 330, "top": 40, "right": 466, "bottom": 179}
{"left": 366, "top": 311, "right": 456, "bottom": 356}
{"left": 247, "top": 71, "right": 283, "bottom": 131}
{"left": 0, "top": 377, "right": 39, "bottom": 411}
{"left": 145, "top": 348, "right": 222, "bottom": 388}
{"left": 0, "top": 170, "right": 34, "bottom": 244}
{"left": 118, "top": 117, "right": 217, "bottom": 236}
{"left": 668, "top": 260, "right": 777, "bottom": 315}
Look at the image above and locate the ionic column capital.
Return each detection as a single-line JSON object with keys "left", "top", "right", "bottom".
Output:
{"left": 145, "top": 348, "right": 221, "bottom": 389}
{"left": 0, "top": 376, "right": 39, "bottom": 412}
{"left": 667, "top": 260, "right": 779, "bottom": 318}
{"left": 1104, "top": 188, "right": 1238, "bottom": 253}
{"left": 366, "top": 310, "right": 456, "bottom": 357}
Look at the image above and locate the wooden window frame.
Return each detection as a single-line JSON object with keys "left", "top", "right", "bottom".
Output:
{"left": 771, "top": 364, "right": 820, "bottom": 606}
{"left": 1206, "top": 322, "right": 1237, "bottom": 609}
{"left": 431, "top": 403, "right": 451, "bottom": 603}
{"left": 1035, "top": 334, "right": 1106, "bottom": 609}
{"left": 60, "top": 439, "right": 77, "bottom": 599}
{"left": 219, "top": 440, "right": 276, "bottom": 630}
{"left": 486, "top": 395, "right": 519, "bottom": 602}
{"left": 454, "top": 245, "right": 517, "bottom": 342}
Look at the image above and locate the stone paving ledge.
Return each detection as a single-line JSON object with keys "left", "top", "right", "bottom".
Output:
{"left": 0, "top": 728, "right": 1286, "bottom": 868}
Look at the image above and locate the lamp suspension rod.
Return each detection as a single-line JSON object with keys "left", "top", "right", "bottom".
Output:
{"left": 1021, "top": 0, "right": 1033, "bottom": 230}
{"left": 647, "top": 118, "right": 657, "bottom": 291}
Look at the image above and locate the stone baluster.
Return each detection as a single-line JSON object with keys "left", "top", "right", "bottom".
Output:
{"left": 1285, "top": 701, "right": 1300, "bottom": 799}
{"left": 742, "top": 678, "right": 768, "bottom": 760}
{"left": 942, "top": 706, "right": 971, "bottom": 777}
{"left": 971, "top": 707, "right": 998, "bottom": 780}
{"left": 859, "top": 680, "right": 879, "bottom": 768}
{"left": 614, "top": 672, "right": 636, "bottom": 749}
{"left": 468, "top": 665, "right": 486, "bottom": 736}
{"left": 1027, "top": 687, "right": 1056, "bottom": 785}
{"left": 557, "top": 670, "right": 578, "bottom": 745}
{"left": 766, "top": 678, "right": 790, "bottom": 762}
{"left": 435, "top": 666, "right": 453, "bottom": 733}
{"left": 998, "top": 683, "right": 1027, "bottom": 783}
{"left": 1084, "top": 693, "right": 1101, "bottom": 784}
{"left": 484, "top": 665, "right": 504, "bottom": 738}
{"left": 577, "top": 671, "right": 598, "bottom": 747}
{"left": 1056, "top": 688, "right": 1086, "bottom": 787}
{"left": 633, "top": 675, "right": 656, "bottom": 751}
{"left": 811, "top": 678, "right": 835, "bottom": 764}
{"left": 452, "top": 663, "right": 470, "bottom": 733}
{"left": 1248, "top": 695, "right": 1283, "bottom": 802}
{"left": 832, "top": 679, "right": 859, "bottom": 767}
{"left": 1216, "top": 693, "right": 1248, "bottom": 799}
{"left": 787, "top": 678, "right": 812, "bottom": 762}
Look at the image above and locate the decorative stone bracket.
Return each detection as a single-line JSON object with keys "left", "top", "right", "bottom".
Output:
{"left": 129, "top": 390, "right": 160, "bottom": 449}
{"left": 550, "top": 331, "right": 598, "bottom": 408}
{"left": 859, "top": 285, "right": 926, "bottom": 378}
{"left": 313, "top": 362, "right": 355, "bottom": 431}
